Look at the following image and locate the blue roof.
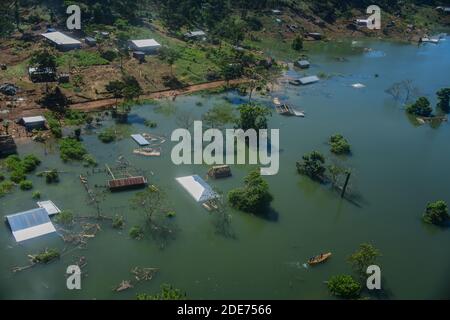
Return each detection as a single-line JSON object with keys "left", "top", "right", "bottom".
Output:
{"left": 6, "top": 208, "right": 51, "bottom": 232}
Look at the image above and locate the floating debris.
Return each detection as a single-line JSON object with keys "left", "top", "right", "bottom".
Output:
{"left": 352, "top": 83, "right": 366, "bottom": 88}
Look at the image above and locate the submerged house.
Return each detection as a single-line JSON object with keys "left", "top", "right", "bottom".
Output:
{"left": 85, "top": 36, "right": 97, "bottom": 46}
{"left": 176, "top": 175, "right": 218, "bottom": 203}
{"left": 299, "top": 75, "right": 320, "bottom": 85}
{"left": 0, "top": 135, "right": 17, "bottom": 157}
{"left": 19, "top": 116, "right": 46, "bottom": 131}
{"left": 108, "top": 176, "right": 148, "bottom": 191}
{"left": 296, "top": 60, "right": 310, "bottom": 69}
{"left": 128, "top": 39, "right": 161, "bottom": 54}
{"left": 41, "top": 31, "right": 82, "bottom": 51}
{"left": 5, "top": 208, "right": 57, "bottom": 242}
{"left": 355, "top": 19, "right": 370, "bottom": 27}
{"left": 208, "top": 165, "right": 232, "bottom": 179}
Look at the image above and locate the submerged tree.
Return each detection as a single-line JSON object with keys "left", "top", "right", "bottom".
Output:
{"left": 329, "top": 134, "right": 351, "bottom": 155}
{"left": 228, "top": 169, "right": 273, "bottom": 214}
{"left": 235, "top": 103, "right": 271, "bottom": 131}
{"left": 406, "top": 97, "right": 433, "bottom": 117}
{"left": 327, "top": 275, "right": 361, "bottom": 299}
{"left": 202, "top": 103, "right": 237, "bottom": 129}
{"left": 137, "top": 284, "right": 186, "bottom": 300}
{"left": 385, "top": 80, "right": 420, "bottom": 105}
{"left": 131, "top": 185, "right": 177, "bottom": 248}
{"left": 423, "top": 200, "right": 449, "bottom": 226}
{"left": 296, "top": 151, "right": 327, "bottom": 182}
{"left": 436, "top": 88, "right": 450, "bottom": 113}
{"left": 348, "top": 243, "right": 381, "bottom": 280}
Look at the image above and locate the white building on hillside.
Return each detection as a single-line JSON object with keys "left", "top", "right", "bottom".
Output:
{"left": 128, "top": 39, "right": 161, "bottom": 54}
{"left": 41, "top": 31, "right": 82, "bottom": 51}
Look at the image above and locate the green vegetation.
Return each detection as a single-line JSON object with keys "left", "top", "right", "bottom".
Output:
{"left": 292, "top": 36, "right": 304, "bottom": 51}
{"left": 406, "top": 97, "right": 433, "bottom": 117}
{"left": 330, "top": 134, "right": 351, "bottom": 155}
{"left": 112, "top": 215, "right": 125, "bottom": 229}
{"left": 29, "top": 49, "right": 57, "bottom": 71}
{"left": 30, "top": 249, "right": 60, "bottom": 264}
{"left": 423, "top": 200, "right": 449, "bottom": 226}
{"left": 82, "top": 154, "right": 98, "bottom": 167}
{"left": 235, "top": 103, "right": 271, "bottom": 131}
{"left": 0, "top": 180, "right": 14, "bottom": 197}
{"left": 296, "top": 151, "right": 326, "bottom": 181}
{"left": 55, "top": 210, "right": 74, "bottom": 225}
{"left": 437, "top": 88, "right": 450, "bottom": 113}
{"left": 106, "top": 75, "right": 143, "bottom": 101}
{"left": 32, "top": 191, "right": 41, "bottom": 199}
{"left": 98, "top": 128, "right": 116, "bottom": 143}
{"left": 39, "top": 169, "right": 60, "bottom": 184}
{"left": 228, "top": 170, "right": 273, "bottom": 214}
{"left": 129, "top": 226, "right": 144, "bottom": 240}
{"left": 327, "top": 275, "right": 361, "bottom": 299}
{"left": 57, "top": 51, "right": 109, "bottom": 68}
{"left": 19, "top": 180, "right": 33, "bottom": 190}
{"left": 4, "top": 154, "right": 41, "bottom": 184}
{"left": 202, "top": 103, "right": 237, "bottom": 129}
{"left": 144, "top": 120, "right": 158, "bottom": 128}
{"left": 59, "top": 138, "right": 87, "bottom": 162}
{"left": 137, "top": 284, "right": 186, "bottom": 300}
{"left": 348, "top": 243, "right": 381, "bottom": 280}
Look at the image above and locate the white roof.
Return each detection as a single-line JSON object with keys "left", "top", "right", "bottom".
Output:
{"left": 130, "top": 39, "right": 161, "bottom": 49}
{"left": 6, "top": 208, "right": 56, "bottom": 242}
{"left": 42, "top": 32, "right": 81, "bottom": 45}
{"left": 37, "top": 200, "right": 61, "bottom": 216}
{"left": 22, "top": 116, "right": 46, "bottom": 123}
{"left": 176, "top": 175, "right": 218, "bottom": 203}
{"left": 187, "top": 31, "right": 206, "bottom": 37}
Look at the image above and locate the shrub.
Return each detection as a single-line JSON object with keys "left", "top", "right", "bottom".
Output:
{"left": 19, "top": 180, "right": 33, "bottom": 190}
{"left": 55, "top": 210, "right": 74, "bottom": 225}
{"left": 30, "top": 249, "right": 60, "bottom": 264}
{"left": 327, "top": 275, "right": 361, "bottom": 298}
{"left": 423, "top": 200, "right": 449, "bottom": 226}
{"left": 129, "top": 226, "right": 144, "bottom": 240}
{"left": 22, "top": 155, "right": 41, "bottom": 173}
{"left": 330, "top": 134, "right": 351, "bottom": 155}
{"left": 32, "top": 191, "right": 41, "bottom": 199}
{"left": 10, "top": 169, "right": 26, "bottom": 183}
{"left": 98, "top": 128, "right": 116, "bottom": 143}
{"left": 59, "top": 138, "right": 87, "bottom": 161}
{"left": 112, "top": 215, "right": 125, "bottom": 229}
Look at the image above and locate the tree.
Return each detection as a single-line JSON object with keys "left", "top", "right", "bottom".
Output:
{"left": 296, "top": 151, "right": 326, "bottom": 181}
{"left": 436, "top": 88, "right": 450, "bottom": 113}
{"left": 348, "top": 243, "right": 381, "bottom": 280}
{"left": 202, "top": 103, "right": 237, "bottom": 129}
{"left": 29, "top": 50, "right": 57, "bottom": 72}
{"left": 406, "top": 97, "right": 432, "bottom": 117}
{"left": 330, "top": 134, "right": 351, "bottom": 155}
{"left": 159, "top": 47, "right": 181, "bottom": 76}
{"left": 292, "top": 36, "right": 303, "bottom": 51}
{"left": 40, "top": 87, "right": 69, "bottom": 115}
{"left": 327, "top": 275, "right": 361, "bottom": 299}
{"left": 385, "top": 80, "right": 419, "bottom": 105}
{"left": 235, "top": 103, "right": 271, "bottom": 131}
{"left": 423, "top": 200, "right": 449, "bottom": 226}
{"left": 228, "top": 169, "right": 273, "bottom": 214}
{"left": 137, "top": 284, "right": 186, "bottom": 300}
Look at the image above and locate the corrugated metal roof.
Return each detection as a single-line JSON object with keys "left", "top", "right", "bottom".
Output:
{"left": 42, "top": 32, "right": 81, "bottom": 46}
{"left": 299, "top": 76, "right": 320, "bottom": 85}
{"left": 22, "top": 116, "right": 46, "bottom": 124}
{"left": 131, "top": 134, "right": 150, "bottom": 146}
{"left": 6, "top": 208, "right": 56, "bottom": 242}
{"left": 176, "top": 175, "right": 218, "bottom": 203}
{"left": 108, "top": 176, "right": 147, "bottom": 190}
{"left": 37, "top": 200, "right": 61, "bottom": 216}
{"left": 130, "top": 39, "right": 161, "bottom": 49}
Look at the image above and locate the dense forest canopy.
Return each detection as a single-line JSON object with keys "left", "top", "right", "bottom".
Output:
{"left": 0, "top": 0, "right": 448, "bottom": 37}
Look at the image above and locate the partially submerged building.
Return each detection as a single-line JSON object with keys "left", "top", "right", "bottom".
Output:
{"left": 5, "top": 208, "right": 57, "bottom": 242}
{"left": 37, "top": 200, "right": 61, "bottom": 216}
{"left": 19, "top": 116, "right": 46, "bottom": 131}
{"left": 131, "top": 134, "right": 150, "bottom": 146}
{"left": 296, "top": 60, "right": 310, "bottom": 69}
{"left": 299, "top": 75, "right": 320, "bottom": 85}
{"left": 41, "top": 31, "right": 82, "bottom": 51}
{"left": 85, "top": 36, "right": 97, "bottom": 46}
{"left": 0, "top": 135, "right": 17, "bottom": 157}
{"left": 176, "top": 175, "right": 218, "bottom": 203}
{"left": 128, "top": 39, "right": 161, "bottom": 54}
{"left": 108, "top": 176, "right": 148, "bottom": 191}
{"left": 208, "top": 165, "right": 232, "bottom": 179}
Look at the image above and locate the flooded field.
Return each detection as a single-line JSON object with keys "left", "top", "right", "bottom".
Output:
{"left": 1, "top": 38, "right": 449, "bottom": 299}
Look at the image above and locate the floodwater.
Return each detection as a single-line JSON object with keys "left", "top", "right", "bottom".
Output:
{"left": 1, "top": 38, "right": 450, "bottom": 299}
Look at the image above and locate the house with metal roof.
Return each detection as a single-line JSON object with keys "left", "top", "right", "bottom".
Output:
{"left": 37, "top": 200, "right": 61, "bottom": 216}
{"left": 176, "top": 175, "right": 218, "bottom": 203}
{"left": 296, "top": 60, "right": 310, "bottom": 69}
{"left": 128, "top": 39, "right": 161, "bottom": 54}
{"left": 184, "top": 30, "right": 207, "bottom": 40}
{"left": 41, "top": 31, "right": 82, "bottom": 51}
{"left": 5, "top": 208, "right": 57, "bottom": 242}
{"left": 299, "top": 75, "right": 320, "bottom": 85}
{"left": 19, "top": 116, "right": 46, "bottom": 130}
{"left": 131, "top": 134, "right": 150, "bottom": 146}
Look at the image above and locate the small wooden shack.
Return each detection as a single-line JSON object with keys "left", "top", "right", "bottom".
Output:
{"left": 208, "top": 165, "right": 232, "bottom": 179}
{"left": 108, "top": 176, "right": 148, "bottom": 191}
{"left": 0, "top": 135, "right": 17, "bottom": 157}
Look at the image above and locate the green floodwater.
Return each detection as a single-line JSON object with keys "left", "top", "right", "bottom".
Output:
{"left": 1, "top": 38, "right": 450, "bottom": 300}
